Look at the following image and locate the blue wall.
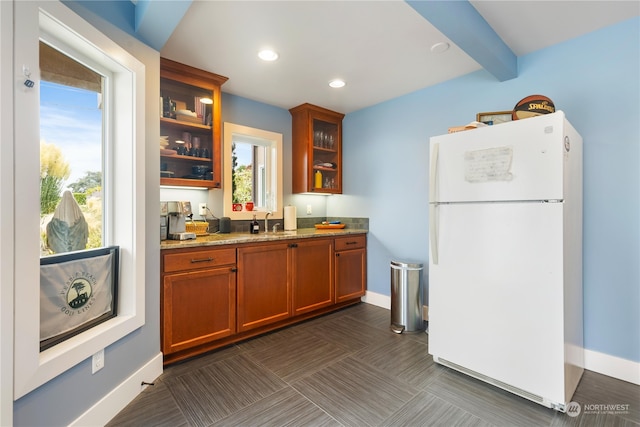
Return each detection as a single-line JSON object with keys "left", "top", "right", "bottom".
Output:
{"left": 330, "top": 17, "right": 640, "bottom": 363}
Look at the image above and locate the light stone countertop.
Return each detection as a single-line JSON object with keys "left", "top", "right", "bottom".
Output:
{"left": 160, "top": 227, "right": 367, "bottom": 250}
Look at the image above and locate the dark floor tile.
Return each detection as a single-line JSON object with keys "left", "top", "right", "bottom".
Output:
{"left": 235, "top": 321, "right": 312, "bottom": 353}
{"left": 211, "top": 387, "right": 341, "bottom": 427}
{"left": 107, "top": 304, "right": 640, "bottom": 427}
{"left": 381, "top": 391, "right": 493, "bottom": 427}
{"left": 353, "top": 334, "right": 446, "bottom": 390}
{"left": 293, "top": 356, "right": 420, "bottom": 426}
{"left": 571, "top": 370, "right": 640, "bottom": 424}
{"left": 341, "top": 302, "right": 392, "bottom": 331}
{"left": 302, "top": 313, "right": 398, "bottom": 352}
{"left": 244, "top": 331, "right": 350, "bottom": 382}
{"left": 550, "top": 371, "right": 640, "bottom": 427}
{"left": 106, "top": 382, "right": 188, "bottom": 427}
{"left": 161, "top": 343, "right": 243, "bottom": 381}
{"left": 164, "top": 353, "right": 286, "bottom": 426}
{"left": 551, "top": 410, "right": 640, "bottom": 427}
{"left": 426, "top": 368, "right": 556, "bottom": 426}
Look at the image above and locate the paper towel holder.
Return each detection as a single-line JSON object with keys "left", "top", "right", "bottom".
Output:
{"left": 284, "top": 205, "right": 297, "bottom": 231}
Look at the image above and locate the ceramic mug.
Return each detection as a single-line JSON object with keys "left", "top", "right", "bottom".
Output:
{"left": 245, "top": 202, "right": 254, "bottom": 211}
{"left": 232, "top": 203, "right": 243, "bottom": 211}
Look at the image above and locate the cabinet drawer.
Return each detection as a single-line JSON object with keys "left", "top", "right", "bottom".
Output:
{"left": 335, "top": 235, "right": 366, "bottom": 251}
{"left": 164, "top": 248, "right": 236, "bottom": 273}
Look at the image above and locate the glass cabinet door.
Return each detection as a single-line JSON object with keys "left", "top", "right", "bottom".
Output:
{"left": 290, "top": 103, "right": 344, "bottom": 194}
{"left": 311, "top": 118, "right": 340, "bottom": 191}
{"left": 160, "top": 58, "right": 228, "bottom": 188}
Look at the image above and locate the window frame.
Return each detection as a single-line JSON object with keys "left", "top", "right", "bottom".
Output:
{"left": 13, "top": 2, "right": 146, "bottom": 399}
{"left": 223, "top": 122, "right": 283, "bottom": 220}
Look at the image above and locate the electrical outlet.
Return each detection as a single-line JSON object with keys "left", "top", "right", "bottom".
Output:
{"left": 198, "top": 203, "right": 207, "bottom": 216}
{"left": 306, "top": 204, "right": 312, "bottom": 215}
{"left": 92, "top": 349, "right": 104, "bottom": 374}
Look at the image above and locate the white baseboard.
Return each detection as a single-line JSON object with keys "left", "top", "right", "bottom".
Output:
{"left": 362, "top": 291, "right": 639, "bottom": 385}
{"left": 584, "top": 348, "right": 640, "bottom": 385}
{"left": 362, "top": 290, "right": 390, "bottom": 309}
{"left": 70, "top": 352, "right": 163, "bottom": 427}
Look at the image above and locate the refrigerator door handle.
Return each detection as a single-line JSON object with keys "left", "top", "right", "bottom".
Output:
{"left": 429, "top": 142, "right": 439, "bottom": 202}
{"left": 430, "top": 204, "right": 439, "bottom": 265}
{"left": 429, "top": 142, "right": 439, "bottom": 264}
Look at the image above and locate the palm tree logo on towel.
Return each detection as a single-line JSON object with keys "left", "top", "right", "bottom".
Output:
{"left": 67, "top": 277, "right": 92, "bottom": 309}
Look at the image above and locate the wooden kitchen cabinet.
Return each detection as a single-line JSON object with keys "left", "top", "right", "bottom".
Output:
{"left": 290, "top": 103, "right": 345, "bottom": 194}
{"left": 237, "top": 242, "right": 291, "bottom": 332}
{"left": 335, "top": 235, "right": 367, "bottom": 303}
{"left": 291, "top": 238, "right": 334, "bottom": 316}
{"left": 161, "top": 248, "right": 236, "bottom": 356}
{"left": 160, "top": 58, "right": 228, "bottom": 188}
{"left": 161, "top": 232, "right": 366, "bottom": 365}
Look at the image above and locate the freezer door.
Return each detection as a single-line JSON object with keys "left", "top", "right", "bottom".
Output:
{"left": 430, "top": 112, "right": 568, "bottom": 203}
{"left": 428, "top": 202, "right": 568, "bottom": 403}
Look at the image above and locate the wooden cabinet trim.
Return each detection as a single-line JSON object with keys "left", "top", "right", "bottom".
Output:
{"left": 163, "top": 248, "right": 236, "bottom": 273}
{"left": 335, "top": 235, "right": 366, "bottom": 251}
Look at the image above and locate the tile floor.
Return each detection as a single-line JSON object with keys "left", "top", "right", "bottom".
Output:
{"left": 107, "top": 303, "right": 639, "bottom": 427}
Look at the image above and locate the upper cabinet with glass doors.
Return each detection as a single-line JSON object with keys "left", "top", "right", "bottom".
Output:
{"left": 290, "top": 103, "right": 345, "bottom": 194}
{"left": 160, "top": 58, "right": 228, "bottom": 188}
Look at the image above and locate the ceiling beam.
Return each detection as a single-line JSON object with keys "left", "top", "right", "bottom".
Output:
{"left": 134, "top": 0, "right": 192, "bottom": 51}
{"left": 406, "top": 0, "right": 517, "bottom": 81}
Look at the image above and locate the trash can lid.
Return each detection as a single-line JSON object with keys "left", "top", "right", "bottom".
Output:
{"left": 391, "top": 260, "right": 423, "bottom": 270}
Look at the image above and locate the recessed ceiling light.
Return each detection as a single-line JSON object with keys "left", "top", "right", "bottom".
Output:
{"left": 430, "top": 42, "right": 450, "bottom": 54}
{"left": 199, "top": 97, "right": 213, "bottom": 105}
{"left": 329, "top": 79, "right": 346, "bottom": 88}
{"left": 258, "top": 49, "right": 279, "bottom": 61}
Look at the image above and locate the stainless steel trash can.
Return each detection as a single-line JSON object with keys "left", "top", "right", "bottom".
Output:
{"left": 390, "top": 260, "right": 424, "bottom": 334}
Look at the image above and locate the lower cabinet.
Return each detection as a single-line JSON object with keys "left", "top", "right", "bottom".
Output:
{"left": 161, "top": 233, "right": 366, "bottom": 364}
{"left": 237, "top": 238, "right": 334, "bottom": 331}
{"left": 291, "top": 238, "right": 334, "bottom": 316}
{"left": 335, "top": 235, "right": 367, "bottom": 303}
{"left": 237, "top": 242, "right": 291, "bottom": 332}
{"left": 162, "top": 248, "right": 236, "bottom": 356}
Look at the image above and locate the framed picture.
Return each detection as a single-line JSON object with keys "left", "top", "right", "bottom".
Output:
{"left": 476, "top": 111, "right": 513, "bottom": 126}
{"left": 40, "top": 246, "right": 119, "bottom": 351}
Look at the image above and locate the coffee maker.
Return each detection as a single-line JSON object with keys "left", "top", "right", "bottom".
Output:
{"left": 160, "top": 201, "right": 168, "bottom": 240}
{"left": 166, "top": 201, "right": 196, "bottom": 240}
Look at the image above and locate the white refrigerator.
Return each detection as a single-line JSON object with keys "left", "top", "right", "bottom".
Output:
{"left": 428, "top": 111, "right": 584, "bottom": 412}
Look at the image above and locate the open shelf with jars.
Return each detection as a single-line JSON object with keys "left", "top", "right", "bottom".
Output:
{"left": 160, "top": 58, "right": 228, "bottom": 188}
{"left": 290, "top": 103, "right": 345, "bottom": 194}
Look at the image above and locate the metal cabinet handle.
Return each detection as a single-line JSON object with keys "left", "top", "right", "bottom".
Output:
{"left": 345, "top": 241, "right": 357, "bottom": 245}
{"left": 191, "top": 257, "right": 214, "bottom": 263}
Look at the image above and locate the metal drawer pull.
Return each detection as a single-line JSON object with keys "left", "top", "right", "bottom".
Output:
{"left": 346, "top": 241, "right": 358, "bottom": 245}
{"left": 191, "top": 257, "right": 214, "bottom": 263}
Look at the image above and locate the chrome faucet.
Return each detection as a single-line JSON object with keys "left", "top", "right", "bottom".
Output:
{"left": 265, "top": 211, "right": 272, "bottom": 232}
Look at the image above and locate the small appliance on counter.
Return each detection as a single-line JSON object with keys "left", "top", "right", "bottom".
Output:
{"left": 166, "top": 201, "right": 196, "bottom": 240}
{"left": 160, "top": 201, "right": 168, "bottom": 241}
